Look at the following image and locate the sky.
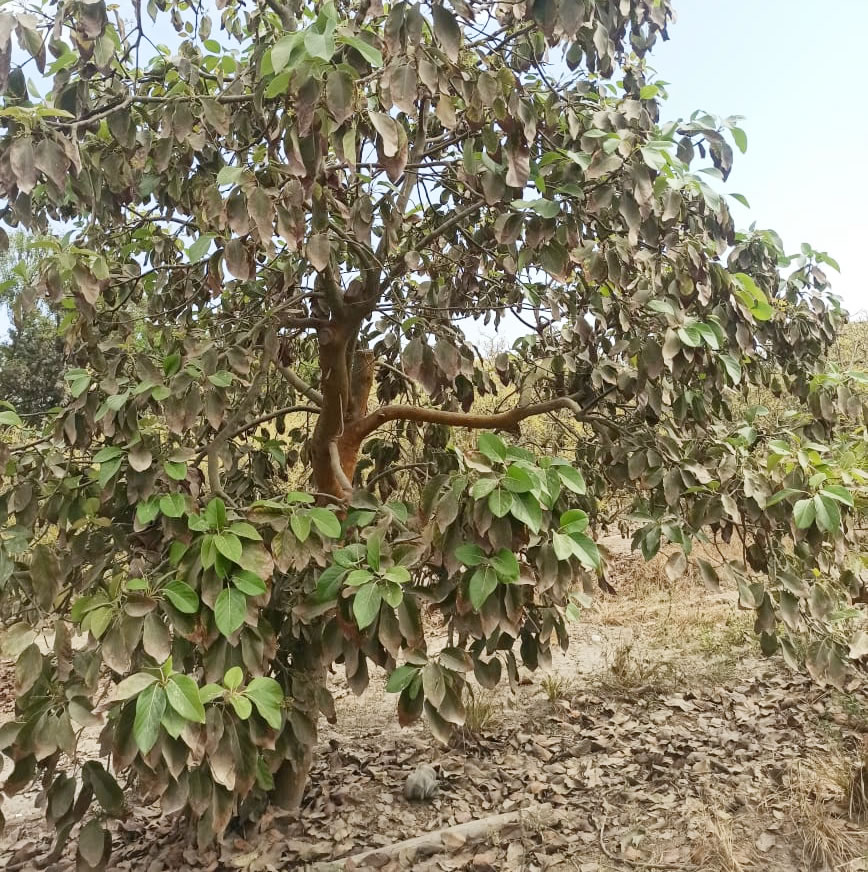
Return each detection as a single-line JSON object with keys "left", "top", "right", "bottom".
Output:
{"left": 1, "top": 0, "right": 865, "bottom": 339}
{"left": 650, "top": 0, "right": 867, "bottom": 316}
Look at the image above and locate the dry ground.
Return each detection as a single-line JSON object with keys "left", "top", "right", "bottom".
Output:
{"left": 2, "top": 539, "right": 868, "bottom": 871}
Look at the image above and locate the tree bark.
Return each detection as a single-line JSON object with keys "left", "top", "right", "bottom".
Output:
{"left": 273, "top": 639, "right": 327, "bottom": 810}
{"left": 310, "top": 325, "right": 375, "bottom": 499}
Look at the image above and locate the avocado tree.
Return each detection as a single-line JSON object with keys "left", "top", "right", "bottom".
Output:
{"left": 0, "top": 0, "right": 861, "bottom": 864}
{"left": 0, "top": 232, "right": 65, "bottom": 415}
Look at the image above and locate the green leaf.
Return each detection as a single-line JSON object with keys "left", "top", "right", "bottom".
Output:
{"left": 488, "top": 488, "right": 513, "bottom": 518}
{"left": 504, "top": 464, "right": 534, "bottom": 493}
{"left": 304, "top": 28, "right": 335, "bottom": 61}
{"left": 820, "top": 485, "right": 854, "bottom": 507}
{"left": 264, "top": 69, "right": 290, "bottom": 98}
{"left": 244, "top": 676, "right": 284, "bottom": 729}
{"left": 352, "top": 582, "right": 382, "bottom": 629}
{"left": 367, "top": 531, "right": 382, "bottom": 572}
{"left": 187, "top": 234, "right": 214, "bottom": 262}
{"left": 133, "top": 683, "right": 166, "bottom": 753}
{"left": 315, "top": 564, "right": 345, "bottom": 601}
{"left": 793, "top": 498, "right": 816, "bottom": 530}
{"left": 203, "top": 498, "right": 226, "bottom": 530}
{"left": 214, "top": 532, "right": 243, "bottom": 564}
{"left": 813, "top": 494, "right": 841, "bottom": 532}
{"left": 491, "top": 549, "right": 519, "bottom": 581}
{"left": 469, "top": 566, "right": 498, "bottom": 609}
{"left": 560, "top": 509, "right": 589, "bottom": 533}
{"left": 98, "top": 457, "right": 122, "bottom": 488}
{"left": 346, "top": 568, "right": 374, "bottom": 586}
{"left": 455, "top": 543, "right": 485, "bottom": 566}
{"left": 214, "top": 587, "right": 247, "bottom": 636}
{"left": 570, "top": 533, "right": 600, "bottom": 569}
{"left": 510, "top": 491, "right": 542, "bottom": 534}
{"left": 166, "top": 674, "right": 206, "bottom": 723}
{"left": 386, "top": 664, "right": 418, "bottom": 693}
{"left": 719, "top": 353, "right": 742, "bottom": 385}
{"left": 470, "top": 477, "right": 498, "bottom": 499}
{"left": 94, "top": 445, "right": 122, "bottom": 463}
{"left": 310, "top": 508, "right": 341, "bottom": 538}
{"left": 229, "top": 694, "right": 253, "bottom": 719}
{"left": 233, "top": 570, "right": 266, "bottom": 596}
{"left": 290, "top": 512, "right": 312, "bottom": 542}
{"left": 216, "top": 166, "right": 245, "bottom": 185}
{"left": 159, "top": 493, "right": 186, "bottom": 518}
{"left": 677, "top": 325, "right": 702, "bottom": 348}
{"left": 270, "top": 33, "right": 299, "bottom": 73}
{"left": 765, "top": 488, "right": 801, "bottom": 507}
{"left": 162, "top": 580, "right": 199, "bottom": 614}
{"left": 223, "top": 667, "right": 243, "bottom": 691}
{"left": 732, "top": 273, "right": 773, "bottom": 321}
{"left": 339, "top": 34, "right": 383, "bottom": 67}
{"left": 639, "top": 84, "right": 659, "bottom": 99}
{"left": 557, "top": 465, "right": 586, "bottom": 494}
{"left": 552, "top": 531, "right": 574, "bottom": 561}
{"left": 163, "top": 460, "right": 188, "bottom": 481}
{"left": 477, "top": 432, "right": 507, "bottom": 464}
{"left": 199, "top": 683, "right": 224, "bottom": 704}
{"left": 229, "top": 521, "right": 262, "bottom": 540}
{"left": 110, "top": 672, "right": 157, "bottom": 702}
{"left": 0, "top": 409, "right": 23, "bottom": 427}
{"left": 511, "top": 198, "right": 560, "bottom": 218}
{"left": 730, "top": 126, "right": 748, "bottom": 153}
{"left": 383, "top": 566, "right": 410, "bottom": 584}
{"left": 208, "top": 370, "right": 233, "bottom": 388}
{"left": 136, "top": 499, "right": 159, "bottom": 525}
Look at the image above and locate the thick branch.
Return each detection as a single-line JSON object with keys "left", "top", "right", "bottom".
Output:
{"left": 352, "top": 395, "right": 586, "bottom": 441}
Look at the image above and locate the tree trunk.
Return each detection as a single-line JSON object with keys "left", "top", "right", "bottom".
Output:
{"left": 310, "top": 330, "right": 374, "bottom": 499}
{"left": 279, "top": 340, "right": 375, "bottom": 810}
{"left": 272, "top": 635, "right": 328, "bottom": 810}
{"left": 273, "top": 745, "right": 316, "bottom": 810}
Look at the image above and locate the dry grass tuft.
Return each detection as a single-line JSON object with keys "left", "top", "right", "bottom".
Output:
{"left": 461, "top": 688, "right": 500, "bottom": 734}
{"left": 539, "top": 672, "right": 571, "bottom": 704}
{"left": 788, "top": 757, "right": 865, "bottom": 869}
{"left": 598, "top": 641, "right": 676, "bottom": 694}
{"left": 690, "top": 809, "right": 747, "bottom": 872}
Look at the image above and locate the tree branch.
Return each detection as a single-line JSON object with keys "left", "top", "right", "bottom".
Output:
{"left": 203, "top": 337, "right": 277, "bottom": 493}
{"left": 277, "top": 363, "right": 323, "bottom": 407}
{"left": 328, "top": 440, "right": 354, "bottom": 493}
{"left": 352, "top": 395, "right": 588, "bottom": 441}
{"left": 195, "top": 405, "right": 319, "bottom": 459}
{"left": 396, "top": 97, "right": 429, "bottom": 217}
{"left": 386, "top": 200, "right": 485, "bottom": 284}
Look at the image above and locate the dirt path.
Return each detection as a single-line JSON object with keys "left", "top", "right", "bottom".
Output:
{"left": 2, "top": 541, "right": 867, "bottom": 871}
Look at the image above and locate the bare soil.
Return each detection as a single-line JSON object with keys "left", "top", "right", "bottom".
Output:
{"left": 2, "top": 538, "right": 867, "bottom": 871}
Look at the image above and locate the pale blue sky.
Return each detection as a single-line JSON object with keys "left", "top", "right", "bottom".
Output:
{"left": 651, "top": 0, "right": 867, "bottom": 315}
{"left": 1, "top": 0, "right": 864, "bottom": 338}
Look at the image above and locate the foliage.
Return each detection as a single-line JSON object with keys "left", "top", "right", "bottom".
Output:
{"left": 0, "top": 311, "right": 64, "bottom": 415}
{"left": 0, "top": 0, "right": 861, "bottom": 865}
{"left": 0, "top": 231, "right": 65, "bottom": 415}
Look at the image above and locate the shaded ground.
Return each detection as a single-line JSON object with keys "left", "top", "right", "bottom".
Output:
{"left": 2, "top": 540, "right": 868, "bottom": 871}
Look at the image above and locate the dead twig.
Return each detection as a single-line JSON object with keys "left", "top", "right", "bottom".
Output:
{"left": 592, "top": 814, "right": 696, "bottom": 871}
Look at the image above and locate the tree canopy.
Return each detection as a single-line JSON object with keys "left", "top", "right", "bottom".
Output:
{"left": 0, "top": 0, "right": 864, "bottom": 864}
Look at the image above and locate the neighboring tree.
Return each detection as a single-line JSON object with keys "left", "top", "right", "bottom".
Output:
{"left": 0, "top": 0, "right": 862, "bottom": 862}
{"left": 0, "top": 313, "right": 64, "bottom": 413}
{"left": 0, "top": 232, "right": 65, "bottom": 414}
